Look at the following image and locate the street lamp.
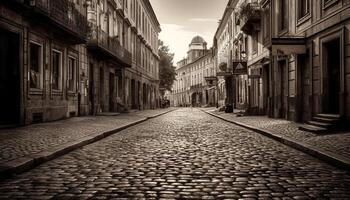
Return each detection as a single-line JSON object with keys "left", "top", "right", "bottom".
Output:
{"left": 241, "top": 50, "right": 247, "bottom": 60}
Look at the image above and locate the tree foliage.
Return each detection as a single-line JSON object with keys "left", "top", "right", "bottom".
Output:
{"left": 158, "top": 40, "right": 176, "bottom": 94}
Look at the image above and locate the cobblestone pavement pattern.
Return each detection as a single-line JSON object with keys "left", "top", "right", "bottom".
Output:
{"left": 0, "top": 109, "right": 173, "bottom": 165}
{"left": 1, "top": 108, "right": 350, "bottom": 199}
{"left": 204, "top": 108, "right": 350, "bottom": 160}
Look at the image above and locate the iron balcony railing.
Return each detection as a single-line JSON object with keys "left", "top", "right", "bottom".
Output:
{"left": 239, "top": 2, "right": 261, "bottom": 35}
{"left": 22, "top": 0, "right": 88, "bottom": 42}
{"left": 190, "top": 84, "right": 203, "bottom": 90}
{"left": 88, "top": 26, "right": 132, "bottom": 67}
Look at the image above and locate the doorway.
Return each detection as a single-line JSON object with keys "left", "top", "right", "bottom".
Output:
{"left": 109, "top": 73, "right": 115, "bottom": 112}
{"left": 89, "top": 63, "right": 95, "bottom": 115}
{"left": 99, "top": 67, "right": 104, "bottom": 112}
{"left": 0, "top": 29, "right": 20, "bottom": 126}
{"left": 279, "top": 60, "right": 287, "bottom": 119}
{"left": 324, "top": 39, "right": 341, "bottom": 114}
{"left": 298, "top": 51, "right": 311, "bottom": 122}
{"left": 263, "top": 64, "right": 270, "bottom": 115}
{"left": 131, "top": 79, "right": 136, "bottom": 109}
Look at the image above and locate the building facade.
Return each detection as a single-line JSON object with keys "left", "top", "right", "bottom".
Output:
{"left": 124, "top": 0, "right": 161, "bottom": 111}
{"left": 171, "top": 36, "right": 216, "bottom": 107}
{"left": 267, "top": 0, "right": 350, "bottom": 127}
{"left": 86, "top": 0, "right": 160, "bottom": 115}
{"left": 0, "top": 0, "right": 160, "bottom": 127}
{"left": 214, "top": 0, "right": 350, "bottom": 130}
{"left": 0, "top": 0, "right": 89, "bottom": 126}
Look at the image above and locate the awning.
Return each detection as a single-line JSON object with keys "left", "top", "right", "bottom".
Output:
{"left": 216, "top": 71, "right": 232, "bottom": 77}
{"left": 271, "top": 38, "right": 306, "bottom": 56}
{"left": 204, "top": 76, "right": 218, "bottom": 81}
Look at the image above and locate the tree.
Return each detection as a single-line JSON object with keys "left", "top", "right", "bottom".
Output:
{"left": 158, "top": 40, "right": 176, "bottom": 95}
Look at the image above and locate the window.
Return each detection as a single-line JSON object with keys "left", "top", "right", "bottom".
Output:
{"left": 278, "top": 0, "right": 288, "bottom": 32}
{"left": 252, "top": 33, "right": 258, "bottom": 54}
{"left": 263, "top": 3, "right": 270, "bottom": 40}
{"left": 52, "top": 50, "right": 62, "bottom": 90}
{"left": 68, "top": 57, "right": 76, "bottom": 92}
{"left": 29, "top": 42, "right": 43, "bottom": 89}
{"left": 298, "top": 0, "right": 310, "bottom": 19}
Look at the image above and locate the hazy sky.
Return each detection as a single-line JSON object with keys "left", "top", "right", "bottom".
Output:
{"left": 149, "top": 0, "right": 228, "bottom": 63}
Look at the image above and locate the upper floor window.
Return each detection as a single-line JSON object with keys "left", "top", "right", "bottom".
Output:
{"left": 252, "top": 33, "right": 258, "bottom": 54}
{"left": 278, "top": 0, "right": 288, "bottom": 32}
{"left": 67, "top": 57, "right": 77, "bottom": 92}
{"left": 52, "top": 50, "right": 62, "bottom": 91}
{"left": 262, "top": 3, "right": 270, "bottom": 41}
{"left": 298, "top": 0, "right": 310, "bottom": 19}
{"left": 29, "top": 42, "right": 43, "bottom": 89}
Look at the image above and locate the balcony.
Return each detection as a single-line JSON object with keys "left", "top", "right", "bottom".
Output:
{"left": 19, "top": 0, "right": 88, "bottom": 43}
{"left": 88, "top": 26, "right": 132, "bottom": 67}
{"left": 239, "top": 2, "right": 261, "bottom": 35}
{"left": 190, "top": 84, "right": 203, "bottom": 90}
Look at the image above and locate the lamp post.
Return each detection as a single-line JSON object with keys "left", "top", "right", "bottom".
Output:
{"left": 241, "top": 50, "right": 247, "bottom": 60}
{"left": 240, "top": 50, "right": 249, "bottom": 114}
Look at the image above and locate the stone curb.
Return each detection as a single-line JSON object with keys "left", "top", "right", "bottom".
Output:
{"left": 0, "top": 108, "right": 177, "bottom": 179}
{"left": 202, "top": 109, "right": 350, "bottom": 171}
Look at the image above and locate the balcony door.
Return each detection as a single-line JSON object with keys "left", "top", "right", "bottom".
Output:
{"left": 0, "top": 28, "right": 20, "bottom": 126}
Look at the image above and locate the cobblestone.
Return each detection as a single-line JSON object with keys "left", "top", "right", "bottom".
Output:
{"left": 204, "top": 108, "right": 350, "bottom": 160}
{"left": 0, "top": 109, "right": 173, "bottom": 165}
{"left": 0, "top": 108, "right": 350, "bottom": 199}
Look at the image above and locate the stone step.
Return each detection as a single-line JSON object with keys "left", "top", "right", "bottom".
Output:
{"left": 313, "top": 117, "right": 340, "bottom": 124}
{"left": 316, "top": 113, "right": 341, "bottom": 119}
{"left": 307, "top": 121, "right": 333, "bottom": 128}
{"left": 299, "top": 124, "right": 327, "bottom": 133}
{"left": 97, "top": 112, "right": 121, "bottom": 116}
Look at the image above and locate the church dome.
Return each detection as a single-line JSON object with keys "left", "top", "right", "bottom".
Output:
{"left": 191, "top": 36, "right": 206, "bottom": 44}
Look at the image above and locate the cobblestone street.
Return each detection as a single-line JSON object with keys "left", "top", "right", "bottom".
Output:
{"left": 1, "top": 108, "right": 350, "bottom": 199}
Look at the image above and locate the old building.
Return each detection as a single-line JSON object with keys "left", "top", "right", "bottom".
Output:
{"left": 214, "top": 0, "right": 248, "bottom": 112}
{"left": 86, "top": 0, "right": 132, "bottom": 115}
{"left": 171, "top": 36, "right": 216, "bottom": 107}
{"left": 267, "top": 0, "right": 350, "bottom": 131}
{"left": 0, "top": 0, "right": 88, "bottom": 126}
{"left": 124, "top": 0, "right": 161, "bottom": 111}
{"left": 233, "top": 0, "right": 270, "bottom": 116}
{"left": 0, "top": 0, "right": 160, "bottom": 127}
{"left": 86, "top": 0, "right": 160, "bottom": 115}
{"left": 217, "top": 0, "right": 350, "bottom": 131}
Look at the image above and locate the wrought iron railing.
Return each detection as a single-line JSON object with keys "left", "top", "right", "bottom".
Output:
{"left": 50, "top": 0, "right": 87, "bottom": 39}
{"left": 22, "top": 0, "right": 88, "bottom": 40}
{"left": 88, "top": 26, "right": 132, "bottom": 66}
{"left": 239, "top": 2, "right": 261, "bottom": 35}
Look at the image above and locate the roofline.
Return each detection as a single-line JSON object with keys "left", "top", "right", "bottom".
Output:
{"left": 176, "top": 50, "right": 213, "bottom": 71}
{"left": 214, "top": 0, "right": 238, "bottom": 39}
{"left": 143, "top": 0, "right": 161, "bottom": 32}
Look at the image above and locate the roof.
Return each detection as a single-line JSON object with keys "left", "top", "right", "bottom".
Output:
{"left": 191, "top": 36, "right": 206, "bottom": 44}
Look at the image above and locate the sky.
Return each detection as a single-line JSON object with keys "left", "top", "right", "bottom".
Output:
{"left": 149, "top": 0, "right": 228, "bottom": 64}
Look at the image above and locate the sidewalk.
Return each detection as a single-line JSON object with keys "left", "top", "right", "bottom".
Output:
{"left": 202, "top": 108, "right": 350, "bottom": 170}
{"left": 0, "top": 108, "right": 176, "bottom": 177}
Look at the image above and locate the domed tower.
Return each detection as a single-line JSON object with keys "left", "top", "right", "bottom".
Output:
{"left": 187, "top": 36, "right": 207, "bottom": 63}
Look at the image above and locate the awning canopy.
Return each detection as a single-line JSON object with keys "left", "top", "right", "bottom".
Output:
{"left": 204, "top": 76, "right": 218, "bottom": 81}
{"left": 216, "top": 71, "right": 232, "bottom": 77}
{"left": 271, "top": 38, "right": 306, "bottom": 56}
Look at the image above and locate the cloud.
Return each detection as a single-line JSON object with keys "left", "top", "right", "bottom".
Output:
{"left": 159, "top": 23, "right": 214, "bottom": 64}
{"left": 189, "top": 18, "right": 219, "bottom": 23}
